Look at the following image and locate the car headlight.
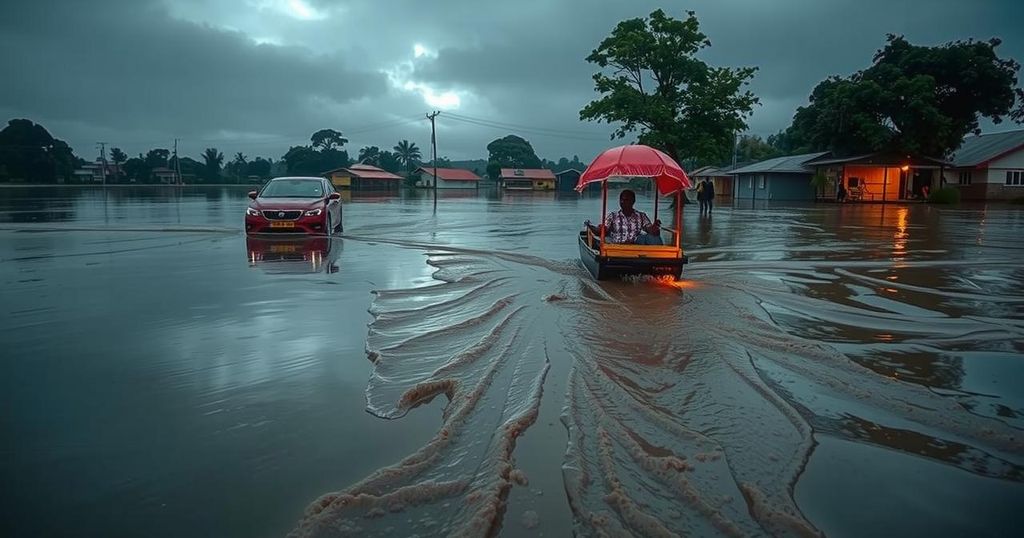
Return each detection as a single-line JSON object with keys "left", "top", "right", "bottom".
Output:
{"left": 246, "top": 207, "right": 260, "bottom": 216}
{"left": 304, "top": 208, "right": 322, "bottom": 216}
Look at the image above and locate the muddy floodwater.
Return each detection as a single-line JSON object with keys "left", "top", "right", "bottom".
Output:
{"left": 1, "top": 186, "right": 1022, "bottom": 537}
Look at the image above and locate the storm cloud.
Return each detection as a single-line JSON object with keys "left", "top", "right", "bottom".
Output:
{"left": 1, "top": 0, "right": 1021, "bottom": 162}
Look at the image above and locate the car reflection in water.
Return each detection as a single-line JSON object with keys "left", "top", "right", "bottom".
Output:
{"left": 246, "top": 235, "right": 342, "bottom": 274}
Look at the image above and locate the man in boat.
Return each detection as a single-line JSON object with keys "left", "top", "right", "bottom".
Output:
{"left": 585, "top": 189, "right": 662, "bottom": 245}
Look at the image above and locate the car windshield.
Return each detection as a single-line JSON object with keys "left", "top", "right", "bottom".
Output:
{"left": 260, "top": 179, "right": 324, "bottom": 198}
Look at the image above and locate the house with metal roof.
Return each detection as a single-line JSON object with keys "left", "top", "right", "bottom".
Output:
{"left": 554, "top": 168, "right": 584, "bottom": 192}
{"left": 943, "top": 129, "right": 1024, "bottom": 200}
{"left": 810, "top": 152, "right": 951, "bottom": 202}
{"left": 414, "top": 166, "right": 481, "bottom": 189}
{"left": 322, "top": 163, "right": 402, "bottom": 190}
{"left": 499, "top": 168, "right": 556, "bottom": 190}
{"left": 729, "top": 152, "right": 830, "bottom": 202}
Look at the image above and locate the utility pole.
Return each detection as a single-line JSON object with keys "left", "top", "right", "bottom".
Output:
{"left": 173, "top": 138, "right": 183, "bottom": 185}
{"left": 427, "top": 111, "right": 440, "bottom": 213}
{"left": 96, "top": 142, "right": 108, "bottom": 186}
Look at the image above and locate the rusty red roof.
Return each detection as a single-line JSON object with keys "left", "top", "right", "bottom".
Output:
{"left": 499, "top": 168, "right": 556, "bottom": 180}
{"left": 323, "top": 164, "right": 403, "bottom": 180}
{"left": 415, "top": 166, "right": 481, "bottom": 181}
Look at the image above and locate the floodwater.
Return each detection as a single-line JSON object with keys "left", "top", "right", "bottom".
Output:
{"left": 1, "top": 186, "right": 1022, "bottom": 537}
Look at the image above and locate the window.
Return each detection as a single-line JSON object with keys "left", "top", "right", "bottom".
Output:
{"left": 758, "top": 175, "right": 766, "bottom": 189}
{"left": 749, "top": 177, "right": 754, "bottom": 189}
{"left": 1007, "top": 170, "right": 1023, "bottom": 186}
{"left": 959, "top": 171, "right": 972, "bottom": 185}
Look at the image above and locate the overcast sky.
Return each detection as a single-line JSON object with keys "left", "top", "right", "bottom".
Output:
{"left": 1, "top": 0, "right": 1021, "bottom": 163}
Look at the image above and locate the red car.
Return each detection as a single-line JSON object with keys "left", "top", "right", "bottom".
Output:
{"left": 245, "top": 176, "right": 343, "bottom": 235}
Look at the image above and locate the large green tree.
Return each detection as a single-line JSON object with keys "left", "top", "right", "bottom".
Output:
{"left": 311, "top": 129, "right": 348, "bottom": 151}
{"left": 0, "top": 119, "right": 76, "bottom": 183}
{"left": 580, "top": 10, "right": 759, "bottom": 164}
{"left": 485, "top": 134, "right": 542, "bottom": 179}
{"left": 784, "top": 35, "right": 1024, "bottom": 156}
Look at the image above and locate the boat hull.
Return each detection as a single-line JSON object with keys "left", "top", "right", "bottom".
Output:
{"left": 578, "top": 233, "right": 687, "bottom": 281}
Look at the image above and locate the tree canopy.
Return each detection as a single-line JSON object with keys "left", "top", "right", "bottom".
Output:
{"left": 485, "top": 134, "right": 542, "bottom": 179}
{"left": 579, "top": 10, "right": 759, "bottom": 164}
{"left": 783, "top": 35, "right": 1024, "bottom": 157}
{"left": 0, "top": 119, "right": 77, "bottom": 182}
{"left": 310, "top": 129, "right": 348, "bottom": 151}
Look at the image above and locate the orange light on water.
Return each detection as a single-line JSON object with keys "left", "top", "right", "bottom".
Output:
{"left": 658, "top": 277, "right": 700, "bottom": 290}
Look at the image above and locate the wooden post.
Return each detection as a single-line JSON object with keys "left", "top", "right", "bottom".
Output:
{"left": 882, "top": 166, "right": 888, "bottom": 203}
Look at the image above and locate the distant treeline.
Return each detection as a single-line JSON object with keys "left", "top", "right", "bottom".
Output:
{"left": 0, "top": 121, "right": 590, "bottom": 185}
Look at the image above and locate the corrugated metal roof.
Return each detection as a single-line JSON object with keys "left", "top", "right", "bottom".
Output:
{"left": 728, "top": 152, "right": 830, "bottom": 175}
{"left": 415, "top": 166, "right": 481, "bottom": 181}
{"left": 951, "top": 129, "right": 1024, "bottom": 167}
{"left": 500, "top": 168, "right": 556, "bottom": 179}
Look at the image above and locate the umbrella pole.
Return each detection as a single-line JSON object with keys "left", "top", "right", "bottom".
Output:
{"left": 652, "top": 178, "right": 658, "bottom": 223}
{"left": 675, "top": 191, "right": 681, "bottom": 249}
{"left": 600, "top": 180, "right": 608, "bottom": 253}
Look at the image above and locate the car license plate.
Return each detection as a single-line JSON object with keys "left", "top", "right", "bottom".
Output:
{"left": 270, "top": 221, "right": 295, "bottom": 228}
{"left": 270, "top": 244, "right": 298, "bottom": 253}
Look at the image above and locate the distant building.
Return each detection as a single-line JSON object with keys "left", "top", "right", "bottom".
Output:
{"left": 554, "top": 168, "right": 584, "bottom": 192}
{"left": 323, "top": 163, "right": 402, "bottom": 190}
{"left": 74, "top": 160, "right": 123, "bottom": 183}
{"left": 944, "top": 129, "right": 1024, "bottom": 201}
{"left": 729, "top": 152, "right": 830, "bottom": 202}
{"left": 690, "top": 164, "right": 745, "bottom": 198}
{"left": 151, "top": 167, "right": 178, "bottom": 184}
{"left": 414, "top": 166, "right": 481, "bottom": 189}
{"left": 499, "top": 168, "right": 556, "bottom": 190}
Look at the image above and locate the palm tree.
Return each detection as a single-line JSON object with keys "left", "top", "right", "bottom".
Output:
{"left": 202, "top": 148, "right": 224, "bottom": 183}
{"left": 357, "top": 146, "right": 381, "bottom": 166}
{"left": 393, "top": 139, "right": 422, "bottom": 174}
{"left": 109, "top": 147, "right": 127, "bottom": 182}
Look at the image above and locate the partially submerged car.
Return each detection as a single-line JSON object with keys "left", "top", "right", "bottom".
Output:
{"left": 245, "top": 176, "right": 342, "bottom": 235}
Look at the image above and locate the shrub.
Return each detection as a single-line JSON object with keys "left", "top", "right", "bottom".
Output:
{"left": 927, "top": 187, "right": 960, "bottom": 204}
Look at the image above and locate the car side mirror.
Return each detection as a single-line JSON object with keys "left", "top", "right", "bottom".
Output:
{"left": 248, "top": 191, "right": 258, "bottom": 200}
{"left": 328, "top": 192, "right": 341, "bottom": 201}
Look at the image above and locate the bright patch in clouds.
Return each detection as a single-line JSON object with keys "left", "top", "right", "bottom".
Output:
{"left": 402, "top": 82, "right": 461, "bottom": 108}
{"left": 286, "top": 0, "right": 324, "bottom": 20}
{"left": 386, "top": 47, "right": 463, "bottom": 109}
{"left": 246, "top": 0, "right": 327, "bottom": 21}
{"left": 413, "top": 44, "right": 437, "bottom": 59}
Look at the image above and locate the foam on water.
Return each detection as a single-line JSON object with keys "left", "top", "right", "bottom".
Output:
{"left": 292, "top": 235, "right": 1024, "bottom": 537}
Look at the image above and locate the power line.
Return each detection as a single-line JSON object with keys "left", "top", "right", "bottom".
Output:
{"left": 443, "top": 114, "right": 608, "bottom": 142}
{"left": 444, "top": 111, "right": 606, "bottom": 138}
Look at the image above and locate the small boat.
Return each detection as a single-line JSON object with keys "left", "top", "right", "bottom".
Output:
{"left": 576, "top": 145, "right": 691, "bottom": 281}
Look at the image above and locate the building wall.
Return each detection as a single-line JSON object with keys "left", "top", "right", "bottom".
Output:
{"left": 438, "top": 178, "right": 478, "bottom": 189}
{"left": 328, "top": 173, "right": 351, "bottom": 188}
{"left": 943, "top": 162, "right": 1024, "bottom": 201}
{"left": 842, "top": 165, "right": 907, "bottom": 202}
{"left": 734, "top": 173, "right": 814, "bottom": 201}
{"left": 556, "top": 171, "right": 581, "bottom": 192}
